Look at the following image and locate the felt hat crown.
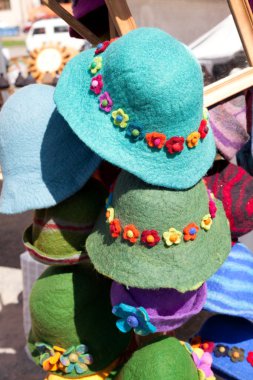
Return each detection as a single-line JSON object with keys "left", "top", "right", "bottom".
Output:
{"left": 117, "top": 337, "right": 199, "bottom": 380}
{"left": 54, "top": 27, "right": 216, "bottom": 189}
{"left": 28, "top": 263, "right": 131, "bottom": 378}
{"left": 86, "top": 171, "right": 231, "bottom": 292}
{"left": 23, "top": 178, "right": 107, "bottom": 265}
{"left": 110, "top": 282, "right": 207, "bottom": 335}
{"left": 0, "top": 84, "right": 101, "bottom": 214}
{"left": 205, "top": 243, "right": 253, "bottom": 320}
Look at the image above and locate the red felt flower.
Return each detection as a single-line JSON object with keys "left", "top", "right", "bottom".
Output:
{"left": 247, "top": 352, "right": 253, "bottom": 366}
{"left": 109, "top": 219, "right": 122, "bottom": 238}
{"left": 146, "top": 132, "right": 167, "bottom": 149}
{"left": 200, "top": 341, "right": 215, "bottom": 353}
{"left": 141, "top": 230, "right": 160, "bottom": 247}
{"left": 95, "top": 40, "right": 110, "bottom": 55}
{"left": 183, "top": 223, "right": 199, "bottom": 241}
{"left": 123, "top": 224, "right": 140, "bottom": 244}
{"left": 90, "top": 74, "right": 103, "bottom": 95}
{"left": 165, "top": 136, "right": 185, "bottom": 154}
{"left": 198, "top": 119, "right": 209, "bottom": 139}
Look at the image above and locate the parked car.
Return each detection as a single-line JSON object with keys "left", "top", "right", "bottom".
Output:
{"left": 26, "top": 18, "right": 91, "bottom": 52}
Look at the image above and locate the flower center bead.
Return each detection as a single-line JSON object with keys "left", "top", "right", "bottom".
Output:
{"left": 91, "top": 80, "right": 98, "bottom": 87}
{"left": 127, "top": 315, "right": 139, "bottom": 328}
{"left": 147, "top": 235, "right": 155, "bottom": 243}
{"left": 153, "top": 138, "right": 161, "bottom": 147}
{"left": 116, "top": 115, "right": 123, "bottom": 122}
{"left": 219, "top": 347, "right": 226, "bottom": 353}
{"left": 173, "top": 143, "right": 181, "bottom": 152}
{"left": 102, "top": 99, "right": 108, "bottom": 107}
{"left": 233, "top": 352, "right": 240, "bottom": 359}
{"left": 202, "top": 343, "right": 209, "bottom": 350}
{"left": 69, "top": 353, "right": 79, "bottom": 363}
{"left": 127, "top": 230, "right": 134, "bottom": 238}
{"left": 132, "top": 129, "right": 140, "bottom": 137}
{"left": 97, "top": 43, "right": 103, "bottom": 49}
{"left": 170, "top": 233, "right": 178, "bottom": 243}
{"left": 189, "top": 228, "right": 196, "bottom": 235}
{"left": 204, "top": 219, "right": 211, "bottom": 225}
{"left": 91, "top": 62, "right": 97, "bottom": 69}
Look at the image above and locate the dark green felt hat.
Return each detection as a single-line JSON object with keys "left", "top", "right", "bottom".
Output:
{"left": 23, "top": 178, "right": 107, "bottom": 265}
{"left": 28, "top": 262, "right": 131, "bottom": 378}
{"left": 86, "top": 171, "right": 231, "bottom": 292}
{"left": 116, "top": 337, "right": 199, "bottom": 380}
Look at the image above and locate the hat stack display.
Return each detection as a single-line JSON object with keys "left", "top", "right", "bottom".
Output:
{"left": 3, "top": 23, "right": 251, "bottom": 379}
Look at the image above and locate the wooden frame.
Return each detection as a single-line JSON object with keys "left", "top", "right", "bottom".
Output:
{"left": 205, "top": 0, "right": 253, "bottom": 107}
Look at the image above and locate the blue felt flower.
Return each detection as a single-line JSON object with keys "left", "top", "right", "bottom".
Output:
{"left": 125, "top": 124, "right": 144, "bottom": 141}
{"left": 112, "top": 303, "right": 157, "bottom": 336}
{"left": 60, "top": 344, "right": 93, "bottom": 375}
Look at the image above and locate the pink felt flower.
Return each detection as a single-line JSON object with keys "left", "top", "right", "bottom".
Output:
{"left": 95, "top": 41, "right": 110, "bottom": 55}
{"left": 90, "top": 75, "right": 103, "bottom": 95}
{"left": 141, "top": 230, "right": 160, "bottom": 247}
{"left": 99, "top": 92, "right": 113, "bottom": 113}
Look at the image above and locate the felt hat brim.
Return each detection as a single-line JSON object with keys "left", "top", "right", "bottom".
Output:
{"left": 23, "top": 225, "right": 88, "bottom": 265}
{"left": 54, "top": 46, "right": 216, "bottom": 190}
{"left": 86, "top": 199, "right": 231, "bottom": 292}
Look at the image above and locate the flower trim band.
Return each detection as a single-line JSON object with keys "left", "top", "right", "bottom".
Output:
{"left": 35, "top": 343, "right": 93, "bottom": 375}
{"left": 89, "top": 40, "right": 210, "bottom": 156}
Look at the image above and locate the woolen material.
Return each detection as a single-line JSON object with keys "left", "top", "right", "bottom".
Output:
{"left": 117, "top": 337, "right": 199, "bottom": 380}
{"left": 86, "top": 171, "right": 231, "bottom": 292}
{"left": 209, "top": 94, "right": 248, "bottom": 160}
{"left": 204, "top": 160, "right": 253, "bottom": 239}
{"left": 198, "top": 315, "right": 253, "bottom": 380}
{"left": 54, "top": 28, "right": 216, "bottom": 190}
{"left": 28, "top": 263, "right": 131, "bottom": 378}
{"left": 111, "top": 282, "right": 207, "bottom": 332}
{"left": 0, "top": 84, "right": 101, "bottom": 214}
{"left": 205, "top": 243, "right": 253, "bottom": 320}
{"left": 23, "top": 178, "right": 107, "bottom": 265}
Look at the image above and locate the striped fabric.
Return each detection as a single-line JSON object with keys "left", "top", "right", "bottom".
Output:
{"left": 205, "top": 243, "right": 253, "bottom": 320}
{"left": 205, "top": 160, "right": 253, "bottom": 239}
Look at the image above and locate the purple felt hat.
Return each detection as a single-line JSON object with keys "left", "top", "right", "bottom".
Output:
{"left": 111, "top": 282, "right": 207, "bottom": 333}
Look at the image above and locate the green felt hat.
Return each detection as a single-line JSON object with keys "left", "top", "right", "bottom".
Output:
{"left": 23, "top": 178, "right": 107, "bottom": 265}
{"left": 28, "top": 262, "right": 131, "bottom": 378}
{"left": 86, "top": 171, "right": 231, "bottom": 292}
{"left": 117, "top": 337, "right": 199, "bottom": 380}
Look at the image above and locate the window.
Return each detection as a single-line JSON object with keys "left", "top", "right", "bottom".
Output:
{"left": 32, "top": 27, "right": 46, "bottom": 35}
{"left": 0, "top": 0, "right": 10, "bottom": 10}
{"left": 54, "top": 26, "right": 69, "bottom": 33}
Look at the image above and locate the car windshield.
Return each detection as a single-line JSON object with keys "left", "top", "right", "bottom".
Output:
{"left": 54, "top": 26, "right": 69, "bottom": 33}
{"left": 32, "top": 27, "right": 46, "bottom": 35}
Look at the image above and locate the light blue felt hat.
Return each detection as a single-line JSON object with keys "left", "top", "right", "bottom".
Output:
{"left": 0, "top": 84, "right": 101, "bottom": 214}
{"left": 54, "top": 27, "right": 216, "bottom": 189}
{"left": 205, "top": 243, "right": 253, "bottom": 320}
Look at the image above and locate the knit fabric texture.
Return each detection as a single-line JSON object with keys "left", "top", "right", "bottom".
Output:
{"left": 23, "top": 178, "right": 107, "bottom": 265}
{"left": 117, "top": 337, "right": 199, "bottom": 380}
{"left": 111, "top": 282, "right": 207, "bottom": 332}
{"left": 198, "top": 315, "right": 253, "bottom": 380}
{"left": 205, "top": 160, "right": 253, "bottom": 239}
{"left": 205, "top": 243, "right": 253, "bottom": 320}
{"left": 54, "top": 27, "right": 216, "bottom": 190}
{"left": 86, "top": 171, "right": 231, "bottom": 291}
{"left": 28, "top": 263, "right": 131, "bottom": 378}
{"left": 0, "top": 84, "right": 101, "bottom": 214}
{"left": 209, "top": 94, "right": 248, "bottom": 160}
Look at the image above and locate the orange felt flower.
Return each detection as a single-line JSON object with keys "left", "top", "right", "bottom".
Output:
{"left": 145, "top": 132, "right": 167, "bottom": 149}
{"left": 123, "top": 224, "right": 140, "bottom": 244}
{"left": 186, "top": 131, "right": 201, "bottom": 148}
{"left": 42, "top": 352, "right": 62, "bottom": 372}
{"left": 183, "top": 223, "right": 199, "bottom": 241}
{"left": 109, "top": 219, "right": 122, "bottom": 238}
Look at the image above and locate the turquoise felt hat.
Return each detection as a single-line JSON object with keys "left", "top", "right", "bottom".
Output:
{"left": 54, "top": 27, "right": 216, "bottom": 190}
{"left": 0, "top": 84, "right": 101, "bottom": 214}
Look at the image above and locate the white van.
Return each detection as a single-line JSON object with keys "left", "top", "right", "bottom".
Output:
{"left": 26, "top": 18, "right": 91, "bottom": 52}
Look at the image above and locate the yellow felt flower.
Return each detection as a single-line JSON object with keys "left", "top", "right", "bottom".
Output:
{"left": 112, "top": 108, "right": 129, "bottom": 128}
{"left": 163, "top": 228, "right": 182, "bottom": 247}
{"left": 201, "top": 214, "right": 213, "bottom": 231}
{"left": 90, "top": 57, "right": 102, "bottom": 74}
{"left": 203, "top": 107, "right": 209, "bottom": 121}
{"left": 106, "top": 207, "right": 114, "bottom": 223}
{"left": 186, "top": 131, "right": 201, "bottom": 148}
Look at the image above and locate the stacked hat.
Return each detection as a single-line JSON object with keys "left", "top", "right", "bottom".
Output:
{"left": 0, "top": 84, "right": 102, "bottom": 214}
{"left": 52, "top": 27, "right": 232, "bottom": 378}
{"left": 28, "top": 262, "right": 131, "bottom": 379}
